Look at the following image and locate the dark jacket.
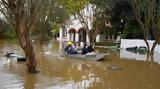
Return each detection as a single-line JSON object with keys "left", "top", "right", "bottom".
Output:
{"left": 64, "top": 45, "right": 78, "bottom": 54}
{"left": 82, "top": 47, "right": 88, "bottom": 54}
{"left": 87, "top": 46, "right": 94, "bottom": 53}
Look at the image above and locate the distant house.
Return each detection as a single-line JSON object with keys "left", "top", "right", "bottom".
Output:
{"left": 57, "top": 4, "right": 110, "bottom": 46}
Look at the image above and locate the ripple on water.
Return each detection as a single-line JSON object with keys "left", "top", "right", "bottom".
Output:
{"left": 0, "top": 73, "right": 24, "bottom": 89}
{"left": 44, "top": 80, "right": 87, "bottom": 89}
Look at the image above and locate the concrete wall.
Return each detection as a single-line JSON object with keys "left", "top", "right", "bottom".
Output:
{"left": 120, "top": 39, "right": 160, "bottom": 53}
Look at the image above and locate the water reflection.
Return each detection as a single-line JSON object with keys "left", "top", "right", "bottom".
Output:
{"left": 0, "top": 40, "right": 160, "bottom": 89}
{"left": 24, "top": 74, "right": 36, "bottom": 89}
{"left": 120, "top": 49, "right": 160, "bottom": 64}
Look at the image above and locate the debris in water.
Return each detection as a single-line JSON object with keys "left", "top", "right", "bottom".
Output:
{"left": 108, "top": 65, "right": 122, "bottom": 71}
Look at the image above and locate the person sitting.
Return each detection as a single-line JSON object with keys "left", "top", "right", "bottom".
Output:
{"left": 64, "top": 44, "right": 72, "bottom": 54}
{"left": 68, "top": 47, "right": 78, "bottom": 54}
{"left": 86, "top": 45, "right": 94, "bottom": 53}
{"left": 64, "top": 41, "right": 78, "bottom": 54}
{"left": 85, "top": 45, "right": 96, "bottom": 56}
{"left": 82, "top": 44, "right": 88, "bottom": 54}
{"left": 82, "top": 44, "right": 95, "bottom": 55}
{"left": 82, "top": 45, "right": 96, "bottom": 57}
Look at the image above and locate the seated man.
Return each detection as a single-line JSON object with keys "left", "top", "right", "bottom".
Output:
{"left": 86, "top": 45, "right": 94, "bottom": 53}
{"left": 64, "top": 45, "right": 72, "bottom": 54}
{"left": 85, "top": 45, "right": 96, "bottom": 56}
{"left": 68, "top": 47, "right": 78, "bottom": 54}
{"left": 82, "top": 44, "right": 88, "bottom": 54}
{"left": 82, "top": 44, "right": 95, "bottom": 55}
{"left": 64, "top": 41, "right": 78, "bottom": 54}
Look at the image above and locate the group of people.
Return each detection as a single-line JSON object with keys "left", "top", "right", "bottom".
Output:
{"left": 64, "top": 41, "right": 95, "bottom": 55}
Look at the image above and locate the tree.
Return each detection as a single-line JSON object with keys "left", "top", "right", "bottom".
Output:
{"left": 87, "top": 0, "right": 108, "bottom": 45}
{"left": 128, "top": 0, "right": 160, "bottom": 55}
{"left": 150, "top": 0, "right": 160, "bottom": 55}
{"left": 32, "top": 0, "right": 70, "bottom": 42}
{"left": 0, "top": 0, "right": 41, "bottom": 73}
{"left": 110, "top": 0, "right": 133, "bottom": 33}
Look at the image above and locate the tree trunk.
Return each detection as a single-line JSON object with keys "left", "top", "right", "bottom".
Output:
{"left": 0, "top": 0, "right": 39, "bottom": 73}
{"left": 150, "top": 41, "right": 157, "bottom": 55}
{"left": 88, "top": 31, "right": 96, "bottom": 47}
{"left": 20, "top": 33, "right": 37, "bottom": 73}
{"left": 25, "top": 43, "right": 37, "bottom": 73}
{"left": 151, "top": 27, "right": 159, "bottom": 55}
{"left": 15, "top": 24, "right": 37, "bottom": 73}
{"left": 144, "top": 37, "right": 150, "bottom": 53}
{"left": 92, "top": 33, "right": 97, "bottom": 47}
{"left": 139, "top": 21, "right": 150, "bottom": 53}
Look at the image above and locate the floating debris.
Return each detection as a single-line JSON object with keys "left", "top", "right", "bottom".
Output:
{"left": 108, "top": 65, "right": 122, "bottom": 71}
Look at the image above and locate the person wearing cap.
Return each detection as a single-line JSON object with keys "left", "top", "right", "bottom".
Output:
{"left": 64, "top": 41, "right": 78, "bottom": 54}
{"left": 67, "top": 41, "right": 73, "bottom": 45}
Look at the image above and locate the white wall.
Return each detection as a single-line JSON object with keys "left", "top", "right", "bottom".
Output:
{"left": 120, "top": 39, "right": 160, "bottom": 53}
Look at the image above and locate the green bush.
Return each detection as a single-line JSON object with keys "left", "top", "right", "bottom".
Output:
{"left": 0, "top": 22, "right": 16, "bottom": 39}
{"left": 0, "top": 29, "right": 16, "bottom": 39}
{"left": 3, "top": 30, "right": 16, "bottom": 39}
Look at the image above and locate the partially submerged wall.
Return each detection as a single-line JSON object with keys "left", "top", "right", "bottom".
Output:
{"left": 120, "top": 39, "right": 160, "bottom": 53}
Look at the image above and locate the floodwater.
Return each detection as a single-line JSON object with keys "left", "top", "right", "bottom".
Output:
{"left": 0, "top": 39, "right": 160, "bottom": 89}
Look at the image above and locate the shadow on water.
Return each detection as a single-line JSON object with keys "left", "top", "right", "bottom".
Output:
{"left": 0, "top": 39, "right": 160, "bottom": 89}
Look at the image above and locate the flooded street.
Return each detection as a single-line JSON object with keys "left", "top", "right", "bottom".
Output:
{"left": 0, "top": 40, "right": 160, "bottom": 89}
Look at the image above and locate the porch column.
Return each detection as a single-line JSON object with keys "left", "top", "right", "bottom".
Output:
{"left": 96, "top": 34, "right": 100, "bottom": 42}
{"left": 67, "top": 33, "right": 70, "bottom": 41}
{"left": 80, "top": 42, "right": 84, "bottom": 48}
{"left": 75, "top": 33, "right": 79, "bottom": 42}
{"left": 86, "top": 34, "right": 90, "bottom": 43}
{"left": 71, "top": 33, "right": 74, "bottom": 41}
{"left": 59, "top": 27, "right": 63, "bottom": 39}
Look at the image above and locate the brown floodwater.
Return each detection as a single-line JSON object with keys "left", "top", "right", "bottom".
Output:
{"left": 0, "top": 39, "right": 160, "bottom": 89}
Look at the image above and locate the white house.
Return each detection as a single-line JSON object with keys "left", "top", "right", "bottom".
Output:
{"left": 57, "top": 4, "right": 108, "bottom": 46}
